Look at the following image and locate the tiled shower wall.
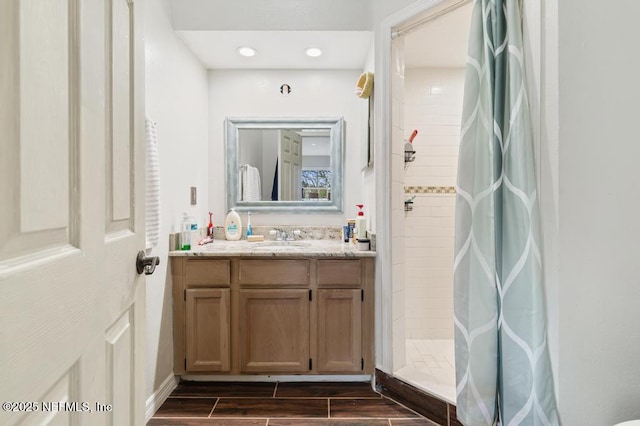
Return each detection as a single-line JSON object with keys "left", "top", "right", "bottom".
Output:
{"left": 404, "top": 68, "right": 465, "bottom": 339}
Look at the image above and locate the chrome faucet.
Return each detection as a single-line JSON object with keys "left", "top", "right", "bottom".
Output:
{"left": 284, "top": 230, "right": 301, "bottom": 241}
{"left": 270, "top": 229, "right": 301, "bottom": 241}
{"left": 270, "top": 229, "right": 285, "bottom": 241}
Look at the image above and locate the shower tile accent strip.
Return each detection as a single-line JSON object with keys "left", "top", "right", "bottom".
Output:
{"left": 405, "top": 186, "right": 456, "bottom": 194}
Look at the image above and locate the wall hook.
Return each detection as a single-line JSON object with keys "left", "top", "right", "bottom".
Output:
{"left": 280, "top": 84, "right": 291, "bottom": 94}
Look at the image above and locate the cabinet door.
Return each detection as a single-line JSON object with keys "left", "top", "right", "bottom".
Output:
{"left": 185, "top": 288, "right": 231, "bottom": 372}
{"left": 239, "top": 289, "right": 310, "bottom": 373}
{"left": 317, "top": 289, "right": 362, "bottom": 373}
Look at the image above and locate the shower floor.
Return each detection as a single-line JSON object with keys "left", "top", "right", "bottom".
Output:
{"left": 394, "top": 339, "right": 456, "bottom": 404}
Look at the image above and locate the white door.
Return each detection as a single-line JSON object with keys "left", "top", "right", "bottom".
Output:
{"left": 0, "top": 1, "right": 146, "bottom": 425}
{"left": 278, "top": 129, "right": 302, "bottom": 201}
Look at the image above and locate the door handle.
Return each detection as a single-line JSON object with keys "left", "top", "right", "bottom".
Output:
{"left": 136, "top": 251, "right": 160, "bottom": 275}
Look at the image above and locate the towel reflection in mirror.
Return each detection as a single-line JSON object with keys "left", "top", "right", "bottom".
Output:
{"left": 239, "top": 164, "right": 262, "bottom": 201}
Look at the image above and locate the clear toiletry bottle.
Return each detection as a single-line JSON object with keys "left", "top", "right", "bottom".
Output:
{"left": 246, "top": 212, "right": 252, "bottom": 237}
{"left": 181, "top": 212, "right": 191, "bottom": 250}
{"left": 189, "top": 215, "right": 198, "bottom": 248}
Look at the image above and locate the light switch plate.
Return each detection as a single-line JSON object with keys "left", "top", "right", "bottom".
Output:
{"left": 190, "top": 187, "right": 197, "bottom": 205}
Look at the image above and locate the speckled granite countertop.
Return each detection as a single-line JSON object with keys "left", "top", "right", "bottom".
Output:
{"left": 169, "top": 239, "right": 376, "bottom": 258}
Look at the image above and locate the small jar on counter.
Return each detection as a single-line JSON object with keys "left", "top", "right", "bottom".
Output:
{"left": 357, "top": 238, "right": 370, "bottom": 251}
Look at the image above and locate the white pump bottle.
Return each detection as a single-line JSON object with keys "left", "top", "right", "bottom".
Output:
{"left": 224, "top": 208, "right": 242, "bottom": 241}
{"left": 356, "top": 204, "right": 367, "bottom": 240}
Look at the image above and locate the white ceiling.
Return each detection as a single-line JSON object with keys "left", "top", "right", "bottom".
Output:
{"left": 403, "top": 3, "right": 473, "bottom": 68}
{"left": 176, "top": 31, "right": 373, "bottom": 69}
{"left": 302, "top": 137, "right": 331, "bottom": 156}
{"left": 173, "top": 3, "right": 472, "bottom": 70}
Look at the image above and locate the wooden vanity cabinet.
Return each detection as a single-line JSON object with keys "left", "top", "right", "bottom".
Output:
{"left": 171, "top": 256, "right": 374, "bottom": 376}
{"left": 172, "top": 259, "right": 232, "bottom": 374}
{"left": 317, "top": 289, "right": 362, "bottom": 372}
{"left": 317, "top": 259, "right": 366, "bottom": 373}
{"left": 237, "top": 259, "right": 311, "bottom": 373}
{"left": 239, "top": 289, "right": 310, "bottom": 373}
{"left": 185, "top": 288, "right": 230, "bottom": 372}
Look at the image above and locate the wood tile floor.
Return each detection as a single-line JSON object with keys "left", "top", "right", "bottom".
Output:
{"left": 149, "top": 381, "right": 439, "bottom": 425}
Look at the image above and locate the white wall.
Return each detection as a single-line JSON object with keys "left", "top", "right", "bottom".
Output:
{"left": 362, "top": 40, "right": 376, "bottom": 235}
{"left": 554, "top": 1, "right": 640, "bottom": 424}
{"left": 144, "top": 0, "right": 209, "bottom": 400}
{"left": 238, "top": 130, "right": 264, "bottom": 171}
{"left": 238, "top": 129, "right": 265, "bottom": 200}
{"left": 390, "top": 37, "right": 407, "bottom": 371}
{"left": 372, "top": 0, "right": 421, "bottom": 26}
{"left": 524, "top": 0, "right": 640, "bottom": 424}
{"left": 403, "top": 67, "right": 464, "bottom": 340}
{"left": 208, "top": 69, "right": 367, "bottom": 226}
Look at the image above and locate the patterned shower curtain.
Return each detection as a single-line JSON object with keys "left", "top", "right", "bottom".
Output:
{"left": 453, "top": 0, "right": 559, "bottom": 425}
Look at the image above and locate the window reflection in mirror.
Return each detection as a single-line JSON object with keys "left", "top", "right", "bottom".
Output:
{"left": 226, "top": 117, "right": 344, "bottom": 213}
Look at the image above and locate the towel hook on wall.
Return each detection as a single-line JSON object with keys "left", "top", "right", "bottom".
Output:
{"left": 280, "top": 84, "right": 291, "bottom": 94}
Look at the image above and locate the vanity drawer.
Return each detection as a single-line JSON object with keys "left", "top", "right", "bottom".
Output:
{"left": 317, "top": 259, "right": 362, "bottom": 287}
{"left": 185, "top": 259, "right": 231, "bottom": 287}
{"left": 239, "top": 259, "right": 310, "bottom": 286}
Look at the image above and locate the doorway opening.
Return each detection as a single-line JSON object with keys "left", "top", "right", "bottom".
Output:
{"left": 388, "top": 1, "right": 472, "bottom": 404}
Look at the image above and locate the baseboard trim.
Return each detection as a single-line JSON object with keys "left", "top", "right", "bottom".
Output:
{"left": 375, "top": 369, "right": 461, "bottom": 426}
{"left": 145, "top": 374, "right": 179, "bottom": 421}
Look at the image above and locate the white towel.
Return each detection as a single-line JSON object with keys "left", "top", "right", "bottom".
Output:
{"left": 145, "top": 118, "right": 161, "bottom": 249}
{"left": 241, "top": 165, "right": 261, "bottom": 201}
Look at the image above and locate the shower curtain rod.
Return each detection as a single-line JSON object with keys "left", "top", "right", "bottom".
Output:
{"left": 391, "top": 0, "right": 470, "bottom": 39}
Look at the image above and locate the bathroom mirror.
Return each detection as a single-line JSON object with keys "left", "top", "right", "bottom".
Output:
{"left": 226, "top": 117, "right": 344, "bottom": 213}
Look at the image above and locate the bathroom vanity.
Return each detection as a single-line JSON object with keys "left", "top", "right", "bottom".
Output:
{"left": 169, "top": 240, "right": 375, "bottom": 376}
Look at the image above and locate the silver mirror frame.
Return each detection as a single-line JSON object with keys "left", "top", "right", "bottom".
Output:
{"left": 226, "top": 117, "right": 344, "bottom": 214}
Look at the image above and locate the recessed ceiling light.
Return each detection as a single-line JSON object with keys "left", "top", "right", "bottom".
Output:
{"left": 237, "top": 46, "right": 256, "bottom": 57}
{"left": 305, "top": 47, "right": 322, "bottom": 57}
